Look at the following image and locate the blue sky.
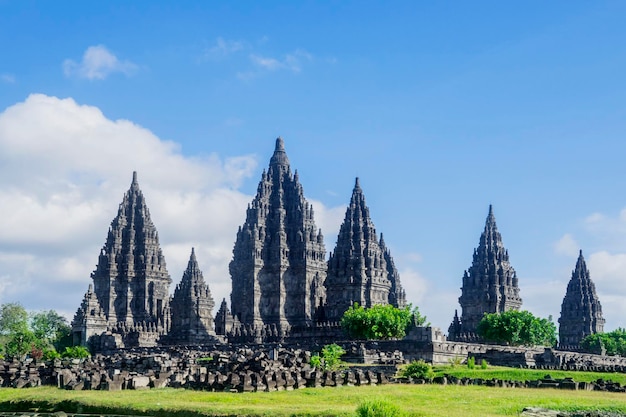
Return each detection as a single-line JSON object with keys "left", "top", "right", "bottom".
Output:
{"left": 1, "top": 1, "right": 626, "bottom": 333}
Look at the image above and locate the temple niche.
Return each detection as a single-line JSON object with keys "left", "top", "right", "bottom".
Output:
{"left": 325, "top": 178, "right": 406, "bottom": 322}
{"left": 228, "top": 138, "right": 327, "bottom": 335}
{"left": 448, "top": 205, "right": 522, "bottom": 341}
{"left": 558, "top": 250, "right": 605, "bottom": 350}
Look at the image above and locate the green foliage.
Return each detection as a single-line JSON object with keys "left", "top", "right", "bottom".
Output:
{"left": 580, "top": 328, "right": 626, "bottom": 356}
{"left": 476, "top": 310, "right": 557, "bottom": 347}
{"left": 42, "top": 348, "right": 61, "bottom": 361}
{"left": 480, "top": 359, "right": 488, "bottom": 369}
{"left": 309, "top": 354, "right": 322, "bottom": 369}
{"left": 356, "top": 398, "right": 406, "bottom": 417}
{"left": 30, "top": 310, "right": 71, "bottom": 351}
{"left": 4, "top": 327, "right": 36, "bottom": 358}
{"left": 311, "top": 344, "right": 346, "bottom": 371}
{"left": 61, "top": 346, "right": 90, "bottom": 359}
{"left": 401, "top": 359, "right": 434, "bottom": 379}
{"left": 0, "top": 303, "right": 29, "bottom": 336}
{"left": 341, "top": 303, "right": 426, "bottom": 340}
{"left": 196, "top": 357, "right": 213, "bottom": 364}
{"left": 467, "top": 356, "right": 475, "bottom": 369}
{"left": 448, "top": 356, "right": 462, "bottom": 368}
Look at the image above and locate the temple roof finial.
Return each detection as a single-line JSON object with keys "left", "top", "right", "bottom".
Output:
{"left": 270, "top": 137, "right": 290, "bottom": 168}
{"left": 132, "top": 171, "right": 138, "bottom": 186}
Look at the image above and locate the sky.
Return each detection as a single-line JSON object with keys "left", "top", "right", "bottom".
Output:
{"left": 1, "top": 1, "right": 626, "bottom": 335}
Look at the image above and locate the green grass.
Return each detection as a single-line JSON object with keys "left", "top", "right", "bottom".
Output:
{"left": 431, "top": 364, "right": 626, "bottom": 385}
{"left": 1, "top": 384, "right": 625, "bottom": 417}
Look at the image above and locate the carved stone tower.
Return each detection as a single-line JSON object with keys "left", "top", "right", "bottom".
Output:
{"left": 448, "top": 205, "right": 522, "bottom": 341}
{"left": 169, "top": 248, "right": 216, "bottom": 344}
{"left": 229, "top": 138, "right": 327, "bottom": 333}
{"left": 325, "top": 178, "right": 405, "bottom": 321}
{"left": 90, "top": 172, "right": 172, "bottom": 327}
{"left": 558, "top": 250, "right": 605, "bottom": 349}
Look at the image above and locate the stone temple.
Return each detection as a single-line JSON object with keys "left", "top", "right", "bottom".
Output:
{"left": 228, "top": 138, "right": 328, "bottom": 335}
{"left": 325, "top": 178, "right": 406, "bottom": 321}
{"left": 72, "top": 138, "right": 406, "bottom": 348}
{"left": 448, "top": 205, "right": 522, "bottom": 341}
{"left": 558, "top": 250, "right": 605, "bottom": 350}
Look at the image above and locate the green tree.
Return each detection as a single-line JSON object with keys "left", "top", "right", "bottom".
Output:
{"left": 30, "top": 310, "right": 72, "bottom": 351}
{"left": 476, "top": 310, "right": 556, "bottom": 347}
{"left": 580, "top": 328, "right": 626, "bottom": 356}
{"left": 341, "top": 303, "right": 425, "bottom": 340}
{"left": 0, "top": 303, "right": 29, "bottom": 336}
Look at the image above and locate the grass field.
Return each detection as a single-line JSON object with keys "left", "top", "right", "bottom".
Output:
{"left": 431, "top": 364, "right": 626, "bottom": 385}
{"left": 1, "top": 383, "right": 625, "bottom": 417}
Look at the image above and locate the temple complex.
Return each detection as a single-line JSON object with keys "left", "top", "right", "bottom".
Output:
{"left": 448, "top": 205, "right": 522, "bottom": 341}
{"left": 71, "top": 139, "right": 609, "bottom": 353}
{"left": 558, "top": 250, "right": 605, "bottom": 350}
{"left": 325, "top": 178, "right": 405, "bottom": 321}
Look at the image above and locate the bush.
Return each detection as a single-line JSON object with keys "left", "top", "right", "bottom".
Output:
{"left": 42, "top": 348, "right": 60, "bottom": 361}
{"left": 61, "top": 346, "right": 90, "bottom": 359}
{"left": 356, "top": 399, "right": 406, "bottom": 417}
{"left": 196, "top": 357, "right": 213, "bottom": 364}
{"left": 310, "top": 343, "right": 345, "bottom": 371}
{"left": 400, "top": 359, "right": 434, "bottom": 379}
{"left": 341, "top": 303, "right": 426, "bottom": 340}
{"left": 481, "top": 359, "right": 488, "bottom": 369}
{"left": 467, "top": 356, "right": 475, "bottom": 369}
{"left": 448, "top": 356, "right": 462, "bottom": 368}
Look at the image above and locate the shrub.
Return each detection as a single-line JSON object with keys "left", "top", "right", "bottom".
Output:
{"left": 481, "top": 359, "right": 488, "bottom": 369}
{"left": 61, "top": 346, "right": 90, "bottom": 359}
{"left": 311, "top": 344, "right": 345, "bottom": 371}
{"left": 196, "top": 356, "right": 213, "bottom": 364}
{"left": 400, "top": 359, "right": 434, "bottom": 379}
{"left": 467, "top": 356, "right": 475, "bottom": 369}
{"left": 42, "top": 348, "right": 60, "bottom": 361}
{"left": 341, "top": 303, "right": 426, "bottom": 340}
{"left": 448, "top": 356, "right": 462, "bottom": 368}
{"left": 356, "top": 399, "right": 406, "bottom": 417}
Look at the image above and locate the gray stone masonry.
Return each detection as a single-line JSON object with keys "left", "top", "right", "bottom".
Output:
{"left": 449, "top": 205, "right": 522, "bottom": 341}
{"left": 229, "top": 138, "right": 327, "bottom": 333}
{"left": 559, "top": 250, "right": 605, "bottom": 350}
{"left": 325, "top": 178, "right": 406, "bottom": 321}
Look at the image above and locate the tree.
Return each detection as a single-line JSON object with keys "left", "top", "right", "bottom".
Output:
{"left": 341, "top": 303, "right": 426, "bottom": 340}
{"left": 0, "top": 303, "right": 29, "bottom": 336}
{"left": 476, "top": 310, "right": 556, "bottom": 347}
{"left": 30, "top": 310, "right": 72, "bottom": 351}
{"left": 580, "top": 328, "right": 626, "bottom": 356}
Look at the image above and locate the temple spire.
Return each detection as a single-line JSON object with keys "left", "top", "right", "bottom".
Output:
{"left": 449, "top": 205, "right": 522, "bottom": 341}
{"left": 558, "top": 250, "right": 605, "bottom": 349}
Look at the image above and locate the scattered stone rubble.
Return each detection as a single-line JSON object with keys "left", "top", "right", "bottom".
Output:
{"left": 1, "top": 345, "right": 626, "bottom": 394}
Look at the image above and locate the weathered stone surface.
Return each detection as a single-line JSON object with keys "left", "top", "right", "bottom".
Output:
{"left": 72, "top": 172, "right": 171, "bottom": 349}
{"left": 229, "top": 138, "right": 327, "bottom": 335}
{"left": 325, "top": 178, "right": 406, "bottom": 321}
{"left": 448, "top": 205, "right": 522, "bottom": 341}
{"left": 168, "top": 248, "right": 216, "bottom": 344}
{"left": 558, "top": 251, "right": 605, "bottom": 350}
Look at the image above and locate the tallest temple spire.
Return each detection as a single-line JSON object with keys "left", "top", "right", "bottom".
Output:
{"left": 229, "top": 138, "right": 326, "bottom": 335}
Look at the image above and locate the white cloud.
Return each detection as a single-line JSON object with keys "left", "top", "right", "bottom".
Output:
{"left": 204, "top": 37, "right": 244, "bottom": 60}
{"left": 63, "top": 45, "right": 138, "bottom": 80}
{"left": 0, "top": 94, "right": 257, "bottom": 318}
{"left": 1, "top": 74, "right": 15, "bottom": 84}
{"left": 250, "top": 49, "right": 313, "bottom": 74}
{"left": 554, "top": 233, "right": 579, "bottom": 257}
